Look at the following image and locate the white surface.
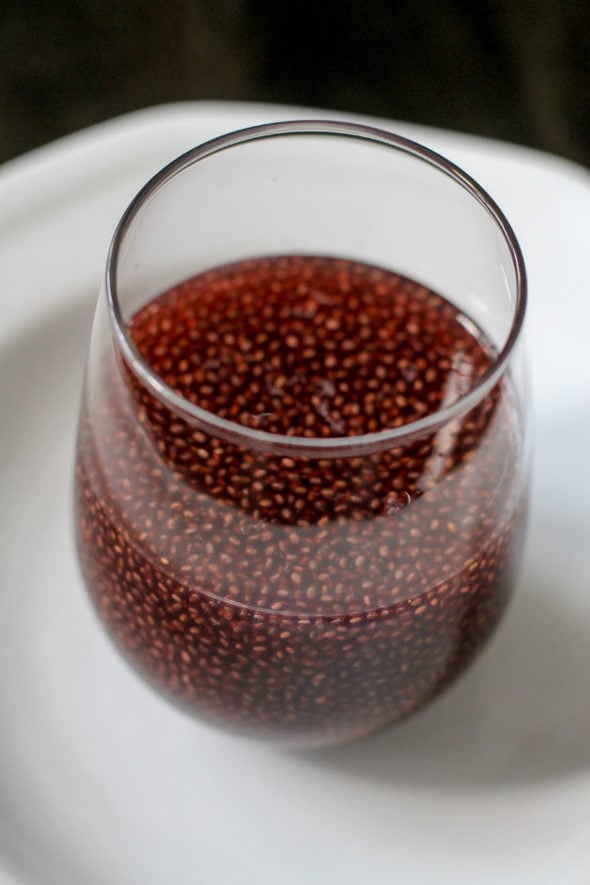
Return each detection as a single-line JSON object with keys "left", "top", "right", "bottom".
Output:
{"left": 0, "top": 101, "right": 589, "bottom": 885}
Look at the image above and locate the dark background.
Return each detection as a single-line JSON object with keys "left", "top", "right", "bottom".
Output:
{"left": 0, "top": 0, "right": 588, "bottom": 166}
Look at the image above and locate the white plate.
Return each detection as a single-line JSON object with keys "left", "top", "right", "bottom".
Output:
{"left": 1, "top": 102, "right": 589, "bottom": 885}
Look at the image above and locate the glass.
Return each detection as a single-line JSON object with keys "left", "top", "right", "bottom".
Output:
{"left": 74, "top": 121, "right": 529, "bottom": 748}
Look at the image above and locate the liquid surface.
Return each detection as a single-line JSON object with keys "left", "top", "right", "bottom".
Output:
{"left": 75, "top": 256, "right": 525, "bottom": 745}
{"left": 129, "top": 255, "right": 490, "bottom": 438}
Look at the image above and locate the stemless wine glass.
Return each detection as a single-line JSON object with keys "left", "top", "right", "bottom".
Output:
{"left": 74, "top": 120, "right": 528, "bottom": 749}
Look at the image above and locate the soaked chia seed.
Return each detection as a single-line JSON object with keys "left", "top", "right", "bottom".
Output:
{"left": 75, "top": 255, "right": 526, "bottom": 747}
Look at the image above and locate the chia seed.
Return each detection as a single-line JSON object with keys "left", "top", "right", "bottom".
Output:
{"left": 75, "top": 255, "right": 526, "bottom": 747}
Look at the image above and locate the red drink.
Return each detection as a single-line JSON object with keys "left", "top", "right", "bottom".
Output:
{"left": 75, "top": 255, "right": 526, "bottom": 746}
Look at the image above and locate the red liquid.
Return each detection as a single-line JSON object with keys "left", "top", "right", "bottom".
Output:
{"left": 75, "top": 256, "right": 526, "bottom": 746}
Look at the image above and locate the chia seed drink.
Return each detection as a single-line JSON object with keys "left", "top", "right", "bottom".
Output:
{"left": 75, "top": 255, "right": 526, "bottom": 747}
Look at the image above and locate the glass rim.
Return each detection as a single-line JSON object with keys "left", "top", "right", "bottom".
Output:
{"left": 105, "top": 118, "right": 527, "bottom": 457}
